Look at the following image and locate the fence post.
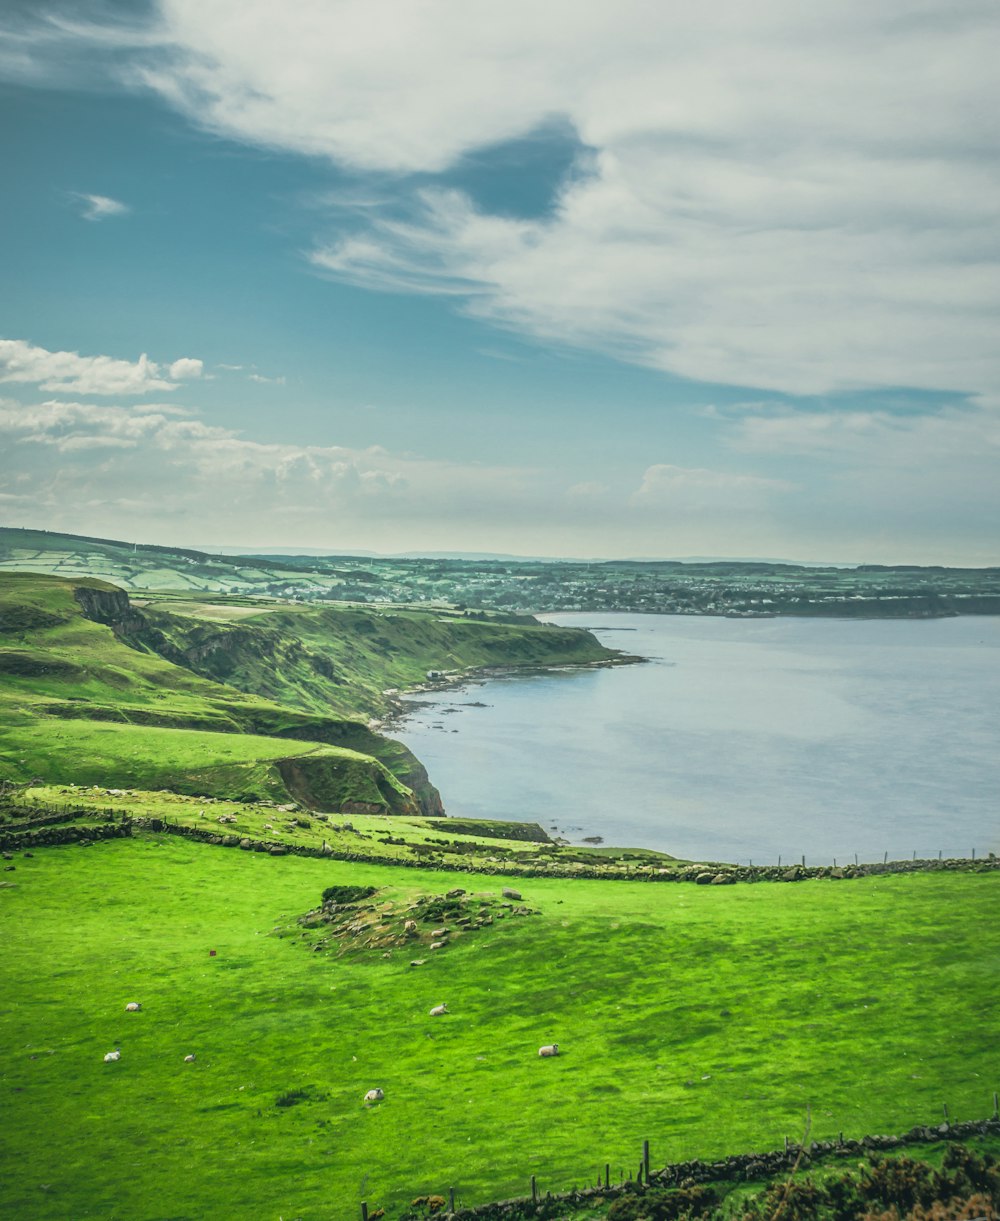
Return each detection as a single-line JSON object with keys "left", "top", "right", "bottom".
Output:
{"left": 801, "top": 855, "right": 805, "bottom": 868}
{"left": 993, "top": 1092, "right": 998, "bottom": 1119}
{"left": 855, "top": 854, "right": 859, "bottom": 866}
{"left": 884, "top": 851, "right": 888, "bottom": 864}
{"left": 943, "top": 1103, "right": 949, "bottom": 1123}
{"left": 531, "top": 1174, "right": 537, "bottom": 1202}
{"left": 643, "top": 1139, "right": 650, "bottom": 1183}
{"left": 449, "top": 1187, "right": 455, "bottom": 1212}
{"left": 605, "top": 1163, "right": 611, "bottom": 1188}
{"left": 361, "top": 1205, "right": 369, "bottom": 1221}
{"left": 784, "top": 1135, "right": 789, "bottom": 1152}
{"left": 972, "top": 847, "right": 976, "bottom": 861}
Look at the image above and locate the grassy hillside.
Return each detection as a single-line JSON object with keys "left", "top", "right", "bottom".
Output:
{"left": 0, "top": 832, "right": 996, "bottom": 1218}
{"left": 0, "top": 525, "right": 325, "bottom": 595}
{"left": 132, "top": 596, "right": 617, "bottom": 719}
{"left": 0, "top": 574, "right": 427, "bottom": 813}
{"left": 0, "top": 572, "right": 618, "bottom": 814}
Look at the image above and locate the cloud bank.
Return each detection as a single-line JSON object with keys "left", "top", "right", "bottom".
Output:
{"left": 0, "top": 339, "right": 203, "bottom": 395}
{"left": 127, "top": 0, "right": 1000, "bottom": 399}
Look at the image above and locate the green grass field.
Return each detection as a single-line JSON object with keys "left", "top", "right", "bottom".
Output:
{"left": 2, "top": 835, "right": 997, "bottom": 1219}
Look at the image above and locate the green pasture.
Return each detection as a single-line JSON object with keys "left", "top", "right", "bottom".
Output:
{"left": 1, "top": 837, "right": 997, "bottom": 1219}
{"left": 0, "top": 715, "right": 374, "bottom": 800}
{"left": 18, "top": 785, "right": 680, "bottom": 874}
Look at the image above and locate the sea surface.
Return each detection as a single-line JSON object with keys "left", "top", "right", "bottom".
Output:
{"left": 393, "top": 613, "right": 1000, "bottom": 863}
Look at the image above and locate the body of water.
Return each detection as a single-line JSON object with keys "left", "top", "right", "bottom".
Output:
{"left": 393, "top": 613, "right": 1000, "bottom": 863}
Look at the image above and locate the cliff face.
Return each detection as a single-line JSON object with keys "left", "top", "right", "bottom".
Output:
{"left": 72, "top": 582, "right": 144, "bottom": 632}
{"left": 67, "top": 581, "right": 444, "bottom": 817}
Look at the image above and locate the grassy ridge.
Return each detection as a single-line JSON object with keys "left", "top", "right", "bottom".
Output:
{"left": 133, "top": 597, "right": 617, "bottom": 719}
{"left": 0, "top": 836, "right": 996, "bottom": 1218}
{"left": 0, "top": 573, "right": 429, "bottom": 812}
{"left": 0, "top": 572, "right": 618, "bottom": 815}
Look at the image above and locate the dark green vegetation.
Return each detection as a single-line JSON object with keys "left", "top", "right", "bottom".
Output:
{"left": 598, "top": 1144, "right": 1000, "bottom": 1221}
{"left": 4, "top": 526, "right": 1000, "bottom": 617}
{"left": 0, "top": 572, "right": 615, "bottom": 814}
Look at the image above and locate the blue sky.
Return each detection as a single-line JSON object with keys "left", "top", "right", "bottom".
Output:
{"left": 1, "top": 1, "right": 998, "bottom": 562}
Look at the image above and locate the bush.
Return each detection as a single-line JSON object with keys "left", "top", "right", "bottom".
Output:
{"left": 321, "top": 884, "right": 377, "bottom": 905}
{"left": 609, "top": 1183, "right": 719, "bottom": 1220}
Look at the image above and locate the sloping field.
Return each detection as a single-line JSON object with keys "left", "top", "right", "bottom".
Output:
{"left": 1, "top": 835, "right": 996, "bottom": 1219}
{"left": 0, "top": 573, "right": 424, "bottom": 811}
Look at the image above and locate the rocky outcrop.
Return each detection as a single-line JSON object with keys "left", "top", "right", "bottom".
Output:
{"left": 73, "top": 582, "right": 144, "bottom": 634}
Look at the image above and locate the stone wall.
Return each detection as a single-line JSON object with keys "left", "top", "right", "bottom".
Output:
{"left": 438, "top": 1117, "right": 1000, "bottom": 1220}
{"left": 2, "top": 811, "right": 996, "bottom": 883}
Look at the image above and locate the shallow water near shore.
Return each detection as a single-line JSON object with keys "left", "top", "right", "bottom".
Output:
{"left": 393, "top": 612, "right": 1000, "bottom": 863}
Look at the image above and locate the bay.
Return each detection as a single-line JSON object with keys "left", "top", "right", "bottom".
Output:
{"left": 393, "top": 612, "right": 1000, "bottom": 863}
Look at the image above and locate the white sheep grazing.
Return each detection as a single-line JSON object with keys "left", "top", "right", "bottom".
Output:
{"left": 184, "top": 1054, "right": 196, "bottom": 1063}
{"left": 429, "top": 1003, "right": 449, "bottom": 1017}
{"left": 103, "top": 1050, "right": 121, "bottom": 1063}
{"left": 538, "top": 1043, "right": 559, "bottom": 1058}
{"left": 363, "top": 1088, "right": 384, "bottom": 1103}
{"left": 124, "top": 1002, "right": 142, "bottom": 1012}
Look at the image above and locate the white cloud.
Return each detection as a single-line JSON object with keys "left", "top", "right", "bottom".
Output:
{"left": 5, "top": 4, "right": 998, "bottom": 399}
{"left": 168, "top": 357, "right": 203, "bottom": 380}
{"left": 0, "top": 339, "right": 204, "bottom": 395}
{"left": 247, "top": 372, "right": 285, "bottom": 385}
{"left": 632, "top": 464, "right": 797, "bottom": 512}
{"left": 729, "top": 402, "right": 1000, "bottom": 465}
{"left": 134, "top": 0, "right": 1000, "bottom": 400}
{"left": 0, "top": 395, "right": 548, "bottom": 528}
{"left": 73, "top": 192, "right": 129, "bottom": 222}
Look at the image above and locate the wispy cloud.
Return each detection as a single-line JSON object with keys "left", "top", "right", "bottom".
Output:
{"left": 72, "top": 192, "right": 129, "bottom": 222}
{"left": 5, "top": 3, "right": 999, "bottom": 402}
{"left": 632, "top": 464, "right": 797, "bottom": 512}
{"left": 0, "top": 339, "right": 203, "bottom": 396}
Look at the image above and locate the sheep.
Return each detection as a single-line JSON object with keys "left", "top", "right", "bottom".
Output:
{"left": 429, "top": 1003, "right": 449, "bottom": 1017}
{"left": 538, "top": 1044, "right": 559, "bottom": 1058}
{"left": 429, "top": 941, "right": 446, "bottom": 950}
{"left": 124, "top": 1002, "right": 142, "bottom": 1012}
{"left": 403, "top": 919, "right": 418, "bottom": 934}
{"left": 103, "top": 1050, "right": 121, "bottom": 1063}
{"left": 183, "top": 1054, "right": 196, "bottom": 1063}
{"left": 363, "top": 1088, "right": 384, "bottom": 1103}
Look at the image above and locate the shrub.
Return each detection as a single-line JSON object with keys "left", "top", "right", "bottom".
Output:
{"left": 609, "top": 1183, "right": 719, "bottom": 1220}
{"left": 321, "top": 884, "right": 377, "bottom": 905}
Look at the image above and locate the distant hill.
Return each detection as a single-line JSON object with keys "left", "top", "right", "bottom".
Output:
{"left": 3, "top": 526, "right": 998, "bottom": 618}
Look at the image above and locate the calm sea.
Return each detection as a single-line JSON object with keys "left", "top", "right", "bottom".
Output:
{"left": 393, "top": 613, "right": 1000, "bottom": 863}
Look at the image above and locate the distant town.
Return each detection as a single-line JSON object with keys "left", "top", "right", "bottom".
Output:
{"left": 2, "top": 527, "right": 999, "bottom": 618}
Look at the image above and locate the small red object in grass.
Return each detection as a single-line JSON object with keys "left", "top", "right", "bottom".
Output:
{"left": 209, "top": 949, "right": 216, "bottom": 957}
